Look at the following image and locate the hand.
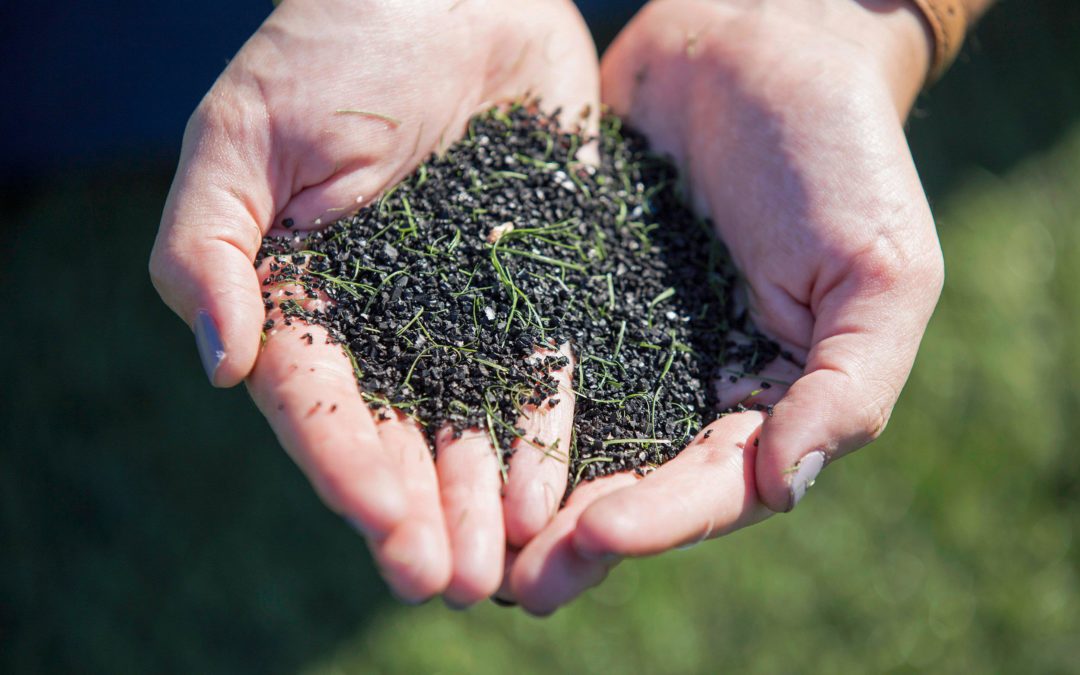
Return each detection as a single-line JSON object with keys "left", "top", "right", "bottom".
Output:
{"left": 505, "top": 0, "right": 945, "bottom": 614}
{"left": 149, "top": 0, "right": 599, "bottom": 605}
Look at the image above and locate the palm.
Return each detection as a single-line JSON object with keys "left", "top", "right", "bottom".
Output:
{"left": 505, "top": 0, "right": 944, "bottom": 614}
{"left": 152, "top": 0, "right": 599, "bottom": 605}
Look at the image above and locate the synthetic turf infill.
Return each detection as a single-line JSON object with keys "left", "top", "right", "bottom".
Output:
{"left": 258, "top": 106, "right": 780, "bottom": 489}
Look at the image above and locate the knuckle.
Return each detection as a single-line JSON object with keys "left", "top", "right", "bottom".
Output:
{"left": 861, "top": 398, "right": 891, "bottom": 443}
{"left": 818, "top": 352, "right": 901, "bottom": 447}
{"left": 146, "top": 243, "right": 186, "bottom": 316}
{"left": 188, "top": 87, "right": 236, "bottom": 138}
{"left": 147, "top": 246, "right": 167, "bottom": 291}
{"left": 853, "top": 234, "right": 913, "bottom": 289}
{"left": 856, "top": 377, "right": 899, "bottom": 443}
{"left": 850, "top": 230, "right": 944, "bottom": 303}
{"left": 186, "top": 80, "right": 267, "bottom": 156}
{"left": 186, "top": 94, "right": 225, "bottom": 143}
{"left": 925, "top": 246, "right": 946, "bottom": 297}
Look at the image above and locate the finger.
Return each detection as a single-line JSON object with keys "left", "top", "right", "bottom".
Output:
{"left": 490, "top": 548, "right": 521, "bottom": 606}
{"left": 509, "top": 473, "right": 638, "bottom": 616}
{"left": 488, "top": 0, "right": 599, "bottom": 126}
{"left": 572, "top": 412, "right": 770, "bottom": 560}
{"left": 482, "top": 0, "right": 600, "bottom": 168}
{"left": 756, "top": 245, "right": 944, "bottom": 512}
{"left": 503, "top": 343, "right": 576, "bottom": 548}
{"left": 274, "top": 171, "right": 374, "bottom": 234}
{"left": 713, "top": 332, "right": 805, "bottom": 410}
{"left": 269, "top": 119, "right": 431, "bottom": 234}
{"left": 370, "top": 414, "right": 453, "bottom": 602}
{"left": 714, "top": 357, "right": 801, "bottom": 410}
{"left": 150, "top": 90, "right": 278, "bottom": 387}
{"left": 712, "top": 281, "right": 803, "bottom": 410}
{"left": 435, "top": 427, "right": 506, "bottom": 607}
{"left": 254, "top": 256, "right": 450, "bottom": 600}
{"left": 246, "top": 283, "right": 407, "bottom": 539}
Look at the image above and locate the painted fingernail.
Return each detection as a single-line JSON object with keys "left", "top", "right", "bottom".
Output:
{"left": 788, "top": 450, "right": 826, "bottom": 511}
{"left": 194, "top": 309, "right": 226, "bottom": 384}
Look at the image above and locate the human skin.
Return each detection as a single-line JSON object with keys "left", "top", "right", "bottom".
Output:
{"left": 150, "top": 0, "right": 1000, "bottom": 614}
{"left": 148, "top": 0, "right": 599, "bottom": 607}
{"left": 506, "top": 0, "right": 990, "bottom": 615}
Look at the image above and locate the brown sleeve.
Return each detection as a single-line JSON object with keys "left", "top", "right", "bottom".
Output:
{"left": 910, "top": 0, "right": 996, "bottom": 83}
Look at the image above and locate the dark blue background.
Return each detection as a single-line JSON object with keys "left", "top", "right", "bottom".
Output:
{"left": 0, "top": 1, "right": 639, "bottom": 176}
{"left": 3, "top": 1, "right": 1079, "bottom": 195}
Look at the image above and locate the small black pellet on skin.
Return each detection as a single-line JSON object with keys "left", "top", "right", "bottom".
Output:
{"left": 256, "top": 106, "right": 781, "bottom": 492}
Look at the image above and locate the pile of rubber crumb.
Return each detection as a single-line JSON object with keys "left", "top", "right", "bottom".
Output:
{"left": 258, "top": 105, "right": 781, "bottom": 489}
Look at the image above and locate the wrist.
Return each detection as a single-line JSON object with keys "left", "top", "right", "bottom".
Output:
{"left": 701, "top": 0, "right": 934, "bottom": 115}
{"left": 834, "top": 1, "right": 934, "bottom": 112}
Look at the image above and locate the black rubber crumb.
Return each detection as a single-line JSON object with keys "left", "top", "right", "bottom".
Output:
{"left": 257, "top": 104, "right": 783, "bottom": 491}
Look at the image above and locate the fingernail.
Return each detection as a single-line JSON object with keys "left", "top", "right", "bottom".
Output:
{"left": 491, "top": 596, "right": 518, "bottom": 608}
{"left": 194, "top": 309, "right": 225, "bottom": 384}
{"left": 788, "top": 450, "right": 826, "bottom": 511}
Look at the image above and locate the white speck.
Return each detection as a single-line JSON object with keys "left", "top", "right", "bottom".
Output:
{"left": 487, "top": 222, "right": 515, "bottom": 243}
{"left": 314, "top": 218, "right": 322, "bottom": 226}
{"left": 356, "top": 195, "right": 365, "bottom": 204}
{"left": 665, "top": 311, "right": 678, "bottom": 321}
{"left": 484, "top": 306, "right": 495, "bottom": 321}
{"left": 552, "top": 170, "right": 576, "bottom": 192}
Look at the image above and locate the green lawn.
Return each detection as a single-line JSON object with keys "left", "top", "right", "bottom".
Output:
{"left": 4, "top": 124, "right": 1078, "bottom": 673}
{"left": 4, "top": 3, "right": 1080, "bottom": 672}
{"left": 300, "top": 124, "right": 1080, "bottom": 675}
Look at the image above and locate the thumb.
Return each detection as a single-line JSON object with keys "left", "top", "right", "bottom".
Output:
{"left": 755, "top": 241, "right": 944, "bottom": 512}
{"left": 149, "top": 95, "right": 276, "bottom": 386}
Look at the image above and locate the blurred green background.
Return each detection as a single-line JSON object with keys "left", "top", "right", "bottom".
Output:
{"left": 3, "top": 2, "right": 1079, "bottom": 673}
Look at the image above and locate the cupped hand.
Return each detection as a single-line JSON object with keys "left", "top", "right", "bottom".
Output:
{"left": 149, "top": 0, "right": 599, "bottom": 605}
{"left": 507, "top": 0, "right": 945, "bottom": 614}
